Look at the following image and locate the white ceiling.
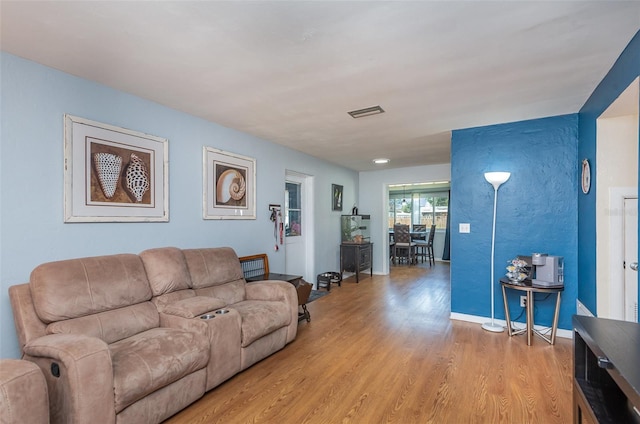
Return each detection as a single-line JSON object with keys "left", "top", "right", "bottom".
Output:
{"left": 1, "top": 1, "right": 638, "bottom": 171}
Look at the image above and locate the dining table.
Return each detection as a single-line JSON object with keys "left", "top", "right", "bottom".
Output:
{"left": 388, "top": 230, "right": 427, "bottom": 241}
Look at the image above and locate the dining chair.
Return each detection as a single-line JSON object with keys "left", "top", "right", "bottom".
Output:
{"left": 393, "top": 224, "right": 416, "bottom": 265}
{"left": 389, "top": 241, "right": 396, "bottom": 264}
{"left": 426, "top": 224, "right": 436, "bottom": 266}
{"left": 415, "top": 224, "right": 436, "bottom": 265}
{"left": 388, "top": 230, "right": 396, "bottom": 263}
{"left": 414, "top": 238, "right": 427, "bottom": 263}
{"left": 412, "top": 224, "right": 426, "bottom": 233}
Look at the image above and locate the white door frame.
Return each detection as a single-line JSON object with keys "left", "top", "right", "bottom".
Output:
{"left": 623, "top": 196, "right": 638, "bottom": 322}
{"left": 380, "top": 183, "right": 391, "bottom": 275}
{"left": 608, "top": 188, "right": 637, "bottom": 320}
{"left": 285, "top": 170, "right": 315, "bottom": 282}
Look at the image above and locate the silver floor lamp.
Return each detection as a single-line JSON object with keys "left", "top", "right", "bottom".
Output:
{"left": 482, "top": 171, "right": 511, "bottom": 333}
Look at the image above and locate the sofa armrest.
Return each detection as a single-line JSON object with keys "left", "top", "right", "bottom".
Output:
{"left": 245, "top": 280, "right": 295, "bottom": 302}
{"left": 245, "top": 281, "right": 298, "bottom": 343}
{"left": 160, "top": 296, "right": 227, "bottom": 318}
{"left": 0, "top": 359, "right": 49, "bottom": 424}
{"left": 158, "top": 312, "right": 211, "bottom": 332}
{"left": 23, "top": 334, "right": 116, "bottom": 424}
{"left": 9, "top": 283, "right": 47, "bottom": 353}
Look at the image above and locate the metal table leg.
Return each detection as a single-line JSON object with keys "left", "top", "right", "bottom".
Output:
{"left": 532, "top": 291, "right": 562, "bottom": 345}
{"left": 502, "top": 284, "right": 512, "bottom": 335}
{"left": 550, "top": 291, "right": 561, "bottom": 344}
{"left": 502, "top": 284, "right": 526, "bottom": 337}
{"left": 526, "top": 291, "right": 534, "bottom": 346}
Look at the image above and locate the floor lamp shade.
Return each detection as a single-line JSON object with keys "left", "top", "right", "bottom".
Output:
{"left": 482, "top": 171, "right": 510, "bottom": 333}
{"left": 484, "top": 172, "right": 511, "bottom": 189}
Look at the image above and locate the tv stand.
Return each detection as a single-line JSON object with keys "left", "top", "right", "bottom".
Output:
{"left": 572, "top": 315, "right": 640, "bottom": 423}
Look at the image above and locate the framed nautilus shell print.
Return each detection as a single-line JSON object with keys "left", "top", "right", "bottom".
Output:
{"left": 64, "top": 114, "right": 169, "bottom": 222}
{"left": 203, "top": 147, "right": 256, "bottom": 219}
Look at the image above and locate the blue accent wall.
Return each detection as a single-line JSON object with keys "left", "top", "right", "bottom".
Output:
{"left": 578, "top": 30, "right": 640, "bottom": 314}
{"left": 451, "top": 115, "right": 578, "bottom": 330}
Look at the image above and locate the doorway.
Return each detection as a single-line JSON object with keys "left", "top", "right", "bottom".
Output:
{"left": 596, "top": 77, "right": 639, "bottom": 320}
{"left": 387, "top": 181, "right": 450, "bottom": 268}
{"left": 284, "top": 171, "right": 315, "bottom": 282}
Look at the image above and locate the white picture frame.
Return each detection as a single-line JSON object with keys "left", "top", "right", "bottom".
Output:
{"left": 203, "top": 146, "right": 256, "bottom": 220}
{"left": 64, "top": 114, "right": 169, "bottom": 222}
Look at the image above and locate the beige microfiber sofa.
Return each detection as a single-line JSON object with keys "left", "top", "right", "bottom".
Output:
{"left": 9, "top": 247, "right": 298, "bottom": 424}
{"left": 0, "top": 359, "right": 50, "bottom": 424}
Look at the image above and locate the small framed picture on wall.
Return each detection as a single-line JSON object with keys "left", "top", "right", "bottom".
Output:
{"left": 332, "top": 184, "right": 343, "bottom": 211}
{"left": 203, "top": 146, "right": 256, "bottom": 219}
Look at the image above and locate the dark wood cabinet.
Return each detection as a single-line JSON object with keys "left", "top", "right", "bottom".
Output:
{"left": 573, "top": 315, "right": 640, "bottom": 424}
{"left": 340, "top": 242, "right": 372, "bottom": 283}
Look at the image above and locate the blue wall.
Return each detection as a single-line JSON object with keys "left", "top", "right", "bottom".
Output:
{"left": 0, "top": 53, "right": 358, "bottom": 359}
{"left": 451, "top": 115, "right": 578, "bottom": 330}
{"left": 578, "top": 30, "right": 640, "bottom": 314}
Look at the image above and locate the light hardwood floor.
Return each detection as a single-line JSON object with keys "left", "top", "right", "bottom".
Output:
{"left": 165, "top": 262, "right": 573, "bottom": 424}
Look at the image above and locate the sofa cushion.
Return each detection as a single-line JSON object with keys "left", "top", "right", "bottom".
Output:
{"left": 231, "top": 300, "right": 292, "bottom": 347}
{"left": 139, "top": 247, "right": 193, "bottom": 296}
{"left": 115, "top": 370, "right": 206, "bottom": 424}
{"left": 151, "top": 289, "right": 195, "bottom": 310}
{"left": 162, "top": 296, "right": 227, "bottom": 318}
{"left": 109, "top": 327, "right": 209, "bottom": 413}
{"left": 30, "top": 254, "right": 151, "bottom": 323}
{"left": 46, "top": 302, "right": 159, "bottom": 344}
{"left": 184, "top": 248, "right": 247, "bottom": 304}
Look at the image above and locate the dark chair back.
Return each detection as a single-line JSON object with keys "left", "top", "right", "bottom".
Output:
{"left": 393, "top": 224, "right": 411, "bottom": 244}
{"left": 412, "top": 224, "right": 426, "bottom": 232}
{"left": 427, "top": 225, "right": 436, "bottom": 245}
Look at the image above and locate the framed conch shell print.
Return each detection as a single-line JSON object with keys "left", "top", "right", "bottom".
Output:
{"left": 203, "top": 146, "right": 256, "bottom": 220}
{"left": 64, "top": 114, "right": 169, "bottom": 222}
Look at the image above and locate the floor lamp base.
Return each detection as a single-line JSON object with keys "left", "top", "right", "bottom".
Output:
{"left": 481, "top": 322, "right": 505, "bottom": 333}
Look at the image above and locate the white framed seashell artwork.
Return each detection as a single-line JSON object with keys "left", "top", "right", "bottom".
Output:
{"left": 203, "top": 146, "right": 256, "bottom": 220}
{"left": 64, "top": 114, "right": 168, "bottom": 222}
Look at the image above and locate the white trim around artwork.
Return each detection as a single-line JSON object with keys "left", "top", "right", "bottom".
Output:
{"left": 203, "top": 146, "right": 256, "bottom": 220}
{"left": 64, "top": 114, "right": 169, "bottom": 222}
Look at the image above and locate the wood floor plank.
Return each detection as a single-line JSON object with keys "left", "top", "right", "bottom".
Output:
{"left": 164, "top": 262, "right": 573, "bottom": 423}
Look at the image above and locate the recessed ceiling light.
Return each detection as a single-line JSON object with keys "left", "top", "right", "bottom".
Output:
{"left": 348, "top": 105, "right": 385, "bottom": 119}
{"left": 373, "top": 158, "right": 390, "bottom": 164}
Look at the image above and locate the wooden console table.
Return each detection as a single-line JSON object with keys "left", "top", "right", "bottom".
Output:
{"left": 340, "top": 242, "right": 372, "bottom": 283}
{"left": 573, "top": 315, "right": 640, "bottom": 423}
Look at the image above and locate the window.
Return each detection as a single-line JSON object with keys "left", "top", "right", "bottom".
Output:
{"left": 388, "top": 183, "right": 449, "bottom": 230}
{"left": 424, "top": 193, "right": 449, "bottom": 229}
{"left": 285, "top": 182, "right": 301, "bottom": 237}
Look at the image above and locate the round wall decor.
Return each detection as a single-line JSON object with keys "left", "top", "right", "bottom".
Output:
{"left": 581, "top": 159, "right": 591, "bottom": 194}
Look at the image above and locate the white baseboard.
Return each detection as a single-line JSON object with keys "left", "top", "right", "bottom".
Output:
{"left": 449, "top": 312, "right": 572, "bottom": 340}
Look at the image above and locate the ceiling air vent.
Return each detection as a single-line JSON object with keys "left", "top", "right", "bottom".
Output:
{"left": 348, "top": 105, "right": 385, "bottom": 119}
